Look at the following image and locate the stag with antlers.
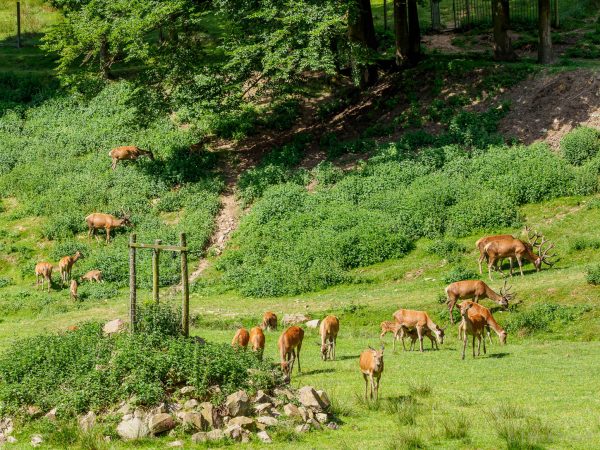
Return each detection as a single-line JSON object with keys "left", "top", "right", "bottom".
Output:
{"left": 445, "top": 279, "right": 514, "bottom": 324}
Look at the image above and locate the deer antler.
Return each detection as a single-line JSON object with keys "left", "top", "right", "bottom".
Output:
{"left": 500, "top": 280, "right": 515, "bottom": 301}
{"left": 526, "top": 227, "right": 543, "bottom": 248}
{"left": 538, "top": 237, "right": 556, "bottom": 266}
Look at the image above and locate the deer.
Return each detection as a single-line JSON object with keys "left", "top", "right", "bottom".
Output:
{"left": 401, "top": 326, "right": 439, "bottom": 351}
{"left": 262, "top": 311, "right": 277, "bottom": 331}
{"left": 458, "top": 301, "right": 507, "bottom": 345}
{"left": 476, "top": 234, "right": 513, "bottom": 274}
{"left": 231, "top": 328, "right": 250, "bottom": 349}
{"left": 278, "top": 326, "right": 304, "bottom": 382}
{"left": 320, "top": 315, "right": 339, "bottom": 361}
{"left": 109, "top": 146, "right": 154, "bottom": 170}
{"left": 445, "top": 279, "right": 514, "bottom": 324}
{"left": 70, "top": 280, "right": 79, "bottom": 301}
{"left": 249, "top": 326, "right": 265, "bottom": 359}
{"left": 380, "top": 321, "right": 402, "bottom": 351}
{"left": 484, "top": 232, "right": 555, "bottom": 280}
{"left": 359, "top": 344, "right": 384, "bottom": 400}
{"left": 58, "top": 251, "right": 83, "bottom": 287}
{"left": 86, "top": 212, "right": 132, "bottom": 243}
{"left": 393, "top": 309, "right": 445, "bottom": 352}
{"left": 458, "top": 301, "right": 487, "bottom": 360}
{"left": 80, "top": 270, "right": 103, "bottom": 283}
{"left": 35, "top": 262, "right": 53, "bottom": 292}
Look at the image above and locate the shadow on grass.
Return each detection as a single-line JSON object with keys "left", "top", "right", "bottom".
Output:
{"left": 488, "top": 352, "right": 510, "bottom": 359}
{"left": 300, "top": 368, "right": 336, "bottom": 376}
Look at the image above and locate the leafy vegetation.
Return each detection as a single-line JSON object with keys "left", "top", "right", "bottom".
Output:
{"left": 560, "top": 126, "right": 600, "bottom": 166}
{"left": 587, "top": 264, "right": 600, "bottom": 285}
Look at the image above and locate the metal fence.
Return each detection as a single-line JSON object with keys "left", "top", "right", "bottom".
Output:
{"left": 451, "top": 0, "right": 559, "bottom": 29}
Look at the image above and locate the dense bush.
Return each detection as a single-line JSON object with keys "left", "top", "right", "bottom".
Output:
{"left": 0, "top": 321, "right": 273, "bottom": 417}
{"left": 586, "top": 264, "right": 600, "bottom": 285}
{"left": 426, "top": 239, "right": 467, "bottom": 262}
{"left": 505, "top": 303, "right": 591, "bottom": 334}
{"left": 560, "top": 126, "right": 600, "bottom": 166}
{"left": 442, "top": 266, "right": 479, "bottom": 284}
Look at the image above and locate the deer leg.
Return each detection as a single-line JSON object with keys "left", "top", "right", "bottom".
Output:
{"left": 417, "top": 326, "right": 424, "bottom": 352}
{"left": 509, "top": 257, "right": 514, "bottom": 277}
{"left": 478, "top": 253, "right": 484, "bottom": 274}
{"left": 483, "top": 333, "right": 487, "bottom": 355}
{"left": 448, "top": 297, "right": 456, "bottom": 324}
{"left": 375, "top": 374, "right": 381, "bottom": 401}
{"left": 296, "top": 342, "right": 302, "bottom": 373}
{"left": 106, "top": 227, "right": 111, "bottom": 244}
{"left": 363, "top": 374, "right": 368, "bottom": 400}
{"left": 488, "top": 258, "right": 494, "bottom": 281}
{"left": 462, "top": 333, "right": 467, "bottom": 360}
{"left": 401, "top": 328, "right": 407, "bottom": 351}
{"left": 487, "top": 326, "right": 492, "bottom": 345}
{"left": 370, "top": 375, "right": 376, "bottom": 400}
{"left": 112, "top": 158, "right": 117, "bottom": 170}
{"left": 517, "top": 256, "right": 524, "bottom": 277}
{"left": 476, "top": 335, "right": 481, "bottom": 356}
{"left": 472, "top": 335, "right": 476, "bottom": 358}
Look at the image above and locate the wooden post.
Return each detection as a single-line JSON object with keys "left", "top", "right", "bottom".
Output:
{"left": 16, "top": 2, "right": 21, "bottom": 48}
{"left": 383, "top": 0, "right": 388, "bottom": 31}
{"left": 553, "top": 0, "right": 559, "bottom": 27}
{"left": 129, "top": 233, "right": 137, "bottom": 332}
{"left": 180, "top": 233, "right": 189, "bottom": 337}
{"left": 152, "top": 239, "right": 161, "bottom": 303}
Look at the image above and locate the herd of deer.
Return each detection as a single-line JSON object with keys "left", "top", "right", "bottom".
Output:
{"left": 33, "top": 147, "right": 152, "bottom": 295}
{"left": 229, "top": 227, "right": 555, "bottom": 400}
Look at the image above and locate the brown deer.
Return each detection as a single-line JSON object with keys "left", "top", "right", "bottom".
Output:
{"left": 249, "top": 326, "right": 265, "bottom": 359}
{"left": 484, "top": 233, "right": 555, "bottom": 280}
{"left": 401, "top": 326, "right": 438, "bottom": 351}
{"left": 476, "top": 234, "right": 513, "bottom": 274}
{"left": 393, "top": 309, "right": 445, "bottom": 352}
{"left": 262, "top": 311, "right": 277, "bottom": 331}
{"left": 359, "top": 344, "right": 384, "bottom": 400}
{"left": 80, "top": 270, "right": 103, "bottom": 283}
{"left": 58, "top": 251, "right": 83, "bottom": 287}
{"left": 459, "top": 301, "right": 507, "bottom": 345}
{"left": 320, "top": 315, "right": 339, "bottom": 361}
{"left": 70, "top": 280, "right": 79, "bottom": 301}
{"left": 35, "top": 262, "right": 53, "bottom": 292}
{"left": 278, "top": 326, "right": 304, "bottom": 382}
{"left": 458, "top": 302, "right": 487, "bottom": 360}
{"left": 86, "top": 213, "right": 132, "bottom": 243}
{"left": 445, "top": 279, "right": 514, "bottom": 324}
{"left": 109, "top": 146, "right": 154, "bottom": 170}
{"left": 231, "top": 328, "right": 250, "bottom": 349}
{"left": 380, "top": 321, "right": 402, "bottom": 351}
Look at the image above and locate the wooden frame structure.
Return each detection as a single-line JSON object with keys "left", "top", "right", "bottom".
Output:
{"left": 129, "top": 233, "right": 190, "bottom": 336}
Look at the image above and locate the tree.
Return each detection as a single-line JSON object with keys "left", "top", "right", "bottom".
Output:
{"left": 407, "top": 0, "right": 421, "bottom": 64}
{"left": 538, "top": 0, "right": 553, "bottom": 63}
{"left": 394, "top": 0, "right": 409, "bottom": 67}
{"left": 491, "top": 0, "right": 516, "bottom": 61}
{"left": 348, "top": 0, "right": 378, "bottom": 86}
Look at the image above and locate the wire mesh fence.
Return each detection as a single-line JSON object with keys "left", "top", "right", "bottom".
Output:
{"left": 452, "top": 0, "right": 560, "bottom": 29}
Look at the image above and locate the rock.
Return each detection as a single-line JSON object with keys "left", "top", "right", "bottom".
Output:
{"left": 149, "top": 413, "right": 176, "bottom": 435}
{"left": 298, "top": 406, "right": 310, "bottom": 422}
{"left": 103, "top": 318, "right": 126, "bottom": 334}
{"left": 282, "top": 314, "right": 310, "bottom": 326}
{"left": 79, "top": 411, "right": 96, "bottom": 432}
{"left": 327, "top": 422, "right": 340, "bottom": 430}
{"left": 274, "top": 387, "right": 295, "bottom": 400}
{"left": 200, "top": 402, "right": 219, "bottom": 429}
{"left": 27, "top": 406, "right": 42, "bottom": 417}
{"left": 133, "top": 408, "right": 145, "bottom": 419}
{"left": 104, "top": 436, "right": 111, "bottom": 442}
{"left": 295, "top": 423, "right": 310, "bottom": 433}
{"left": 181, "top": 412, "right": 207, "bottom": 431}
{"left": 224, "top": 424, "right": 244, "bottom": 441}
{"left": 167, "top": 440, "right": 184, "bottom": 447}
{"left": 180, "top": 386, "right": 196, "bottom": 395}
{"left": 207, "top": 429, "right": 225, "bottom": 441}
{"left": 254, "top": 403, "right": 274, "bottom": 415}
{"left": 254, "top": 390, "right": 273, "bottom": 404}
{"left": 228, "top": 416, "right": 255, "bottom": 431}
{"left": 316, "top": 390, "right": 331, "bottom": 410}
{"left": 151, "top": 403, "right": 167, "bottom": 415}
{"left": 316, "top": 412, "right": 328, "bottom": 423}
{"left": 257, "top": 431, "right": 272, "bottom": 444}
{"left": 305, "top": 319, "right": 321, "bottom": 328}
{"left": 307, "top": 418, "right": 322, "bottom": 430}
{"left": 283, "top": 403, "right": 301, "bottom": 418}
{"left": 192, "top": 432, "right": 207, "bottom": 443}
{"left": 117, "top": 403, "right": 131, "bottom": 415}
{"left": 226, "top": 390, "right": 250, "bottom": 417}
{"left": 257, "top": 416, "right": 278, "bottom": 427}
{"left": 45, "top": 408, "right": 57, "bottom": 422}
{"left": 117, "top": 417, "right": 150, "bottom": 440}
{"left": 31, "top": 435, "right": 43, "bottom": 447}
{"left": 7, "top": 436, "right": 17, "bottom": 444}
{"left": 298, "top": 386, "right": 326, "bottom": 411}
{"left": 0, "top": 418, "right": 13, "bottom": 434}
{"left": 184, "top": 399, "right": 199, "bottom": 410}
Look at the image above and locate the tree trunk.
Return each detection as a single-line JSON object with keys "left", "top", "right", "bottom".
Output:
{"left": 492, "top": 0, "right": 516, "bottom": 61}
{"left": 348, "top": 0, "right": 378, "bottom": 86}
{"left": 408, "top": 0, "right": 421, "bottom": 64}
{"left": 394, "top": 0, "right": 409, "bottom": 67}
{"left": 99, "top": 36, "right": 110, "bottom": 78}
{"left": 538, "top": 0, "right": 553, "bottom": 64}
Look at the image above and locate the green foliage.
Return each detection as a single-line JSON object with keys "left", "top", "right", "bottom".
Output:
{"left": 0, "top": 321, "right": 273, "bottom": 417}
{"left": 571, "top": 237, "right": 600, "bottom": 252}
{"left": 426, "top": 239, "right": 467, "bottom": 262}
{"left": 506, "top": 303, "right": 591, "bottom": 334}
{"left": 442, "top": 266, "right": 478, "bottom": 284}
{"left": 488, "top": 405, "right": 552, "bottom": 450}
{"left": 134, "top": 303, "right": 182, "bottom": 338}
{"left": 586, "top": 264, "right": 600, "bottom": 285}
{"left": 560, "top": 126, "right": 600, "bottom": 166}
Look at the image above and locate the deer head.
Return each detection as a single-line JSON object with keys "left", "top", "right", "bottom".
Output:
{"left": 368, "top": 344, "right": 385, "bottom": 370}
{"left": 499, "top": 280, "right": 515, "bottom": 308}
{"left": 537, "top": 236, "right": 556, "bottom": 268}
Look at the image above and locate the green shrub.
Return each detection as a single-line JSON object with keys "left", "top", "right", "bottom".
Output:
{"left": 560, "top": 126, "right": 600, "bottom": 166}
{"left": 586, "top": 264, "right": 600, "bottom": 285}
{"left": 426, "top": 239, "right": 467, "bottom": 262}
{"left": 506, "top": 303, "right": 591, "bottom": 334}
{"left": 442, "top": 266, "right": 478, "bottom": 284}
{"left": 135, "top": 303, "right": 182, "bottom": 337}
{"left": 571, "top": 237, "right": 600, "bottom": 252}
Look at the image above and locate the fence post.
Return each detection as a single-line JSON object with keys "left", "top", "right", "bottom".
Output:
{"left": 553, "top": 0, "right": 559, "bottom": 27}
{"left": 431, "top": 0, "right": 442, "bottom": 31}
{"left": 384, "top": 0, "right": 388, "bottom": 31}
{"left": 152, "top": 239, "right": 161, "bottom": 303}
{"left": 16, "top": 2, "right": 21, "bottom": 48}
{"left": 180, "top": 233, "right": 189, "bottom": 337}
{"left": 129, "top": 233, "right": 137, "bottom": 332}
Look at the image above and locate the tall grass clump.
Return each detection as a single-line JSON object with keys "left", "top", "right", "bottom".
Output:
{"left": 586, "top": 264, "right": 600, "bottom": 285}
{"left": 506, "top": 303, "right": 591, "bottom": 335}
{"left": 560, "top": 126, "right": 600, "bottom": 166}
{"left": 488, "top": 405, "right": 552, "bottom": 449}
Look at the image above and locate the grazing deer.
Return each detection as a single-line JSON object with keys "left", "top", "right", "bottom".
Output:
{"left": 80, "top": 270, "right": 103, "bottom": 283}
{"left": 231, "top": 328, "right": 250, "bottom": 349}
{"left": 458, "top": 302, "right": 488, "bottom": 360}
{"left": 359, "top": 344, "right": 384, "bottom": 400}
{"left": 401, "top": 326, "right": 438, "bottom": 351}
{"left": 249, "top": 326, "right": 265, "bottom": 359}
{"left": 58, "top": 251, "right": 83, "bottom": 287}
{"left": 109, "top": 146, "right": 154, "bottom": 170}
{"left": 380, "top": 321, "right": 402, "bottom": 351}
{"left": 262, "top": 311, "right": 278, "bottom": 331}
{"left": 35, "top": 262, "right": 53, "bottom": 292}
{"left": 476, "top": 234, "right": 513, "bottom": 274}
{"left": 445, "top": 279, "right": 514, "bottom": 324}
{"left": 459, "top": 301, "right": 507, "bottom": 345}
{"left": 320, "top": 315, "right": 339, "bottom": 361}
{"left": 393, "top": 309, "right": 444, "bottom": 352}
{"left": 70, "top": 280, "right": 79, "bottom": 301}
{"left": 484, "top": 232, "right": 555, "bottom": 280}
{"left": 86, "top": 213, "right": 132, "bottom": 243}
{"left": 278, "top": 326, "right": 304, "bottom": 382}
